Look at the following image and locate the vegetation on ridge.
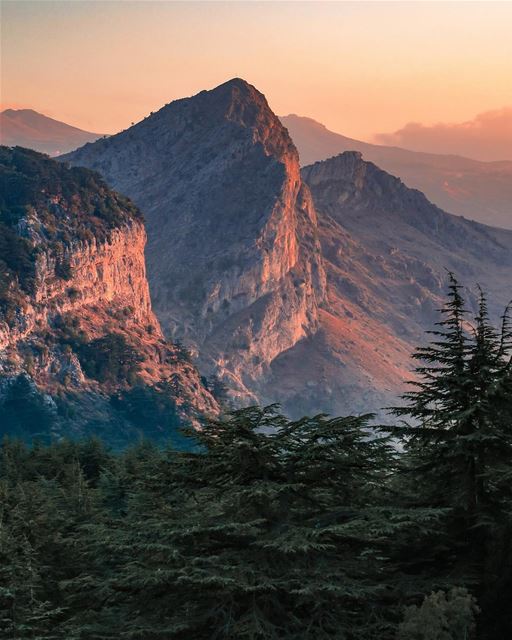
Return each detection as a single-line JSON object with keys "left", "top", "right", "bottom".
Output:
{"left": 0, "top": 279, "right": 511, "bottom": 638}
{"left": 0, "top": 146, "right": 141, "bottom": 318}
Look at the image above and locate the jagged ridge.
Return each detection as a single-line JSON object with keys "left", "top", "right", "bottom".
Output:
{"left": 263, "top": 151, "right": 512, "bottom": 416}
{"left": 63, "top": 78, "right": 326, "bottom": 403}
{"left": 62, "top": 81, "right": 512, "bottom": 418}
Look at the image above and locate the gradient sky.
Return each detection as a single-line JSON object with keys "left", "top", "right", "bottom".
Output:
{"left": 2, "top": 1, "right": 512, "bottom": 142}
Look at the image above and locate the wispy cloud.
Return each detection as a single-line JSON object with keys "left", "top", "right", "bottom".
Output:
{"left": 375, "top": 107, "right": 512, "bottom": 162}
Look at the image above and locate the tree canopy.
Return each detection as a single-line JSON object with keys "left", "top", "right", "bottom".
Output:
{"left": 1, "top": 278, "right": 511, "bottom": 639}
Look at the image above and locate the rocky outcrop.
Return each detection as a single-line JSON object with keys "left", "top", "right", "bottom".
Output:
{"left": 62, "top": 82, "right": 512, "bottom": 419}
{"left": 0, "top": 147, "right": 217, "bottom": 442}
{"left": 265, "top": 151, "right": 512, "bottom": 416}
{"left": 63, "top": 79, "right": 326, "bottom": 403}
{"left": 0, "top": 221, "right": 152, "bottom": 349}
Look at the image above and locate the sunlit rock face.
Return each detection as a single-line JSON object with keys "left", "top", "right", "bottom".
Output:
{"left": 64, "top": 82, "right": 512, "bottom": 418}
{"left": 63, "top": 79, "right": 326, "bottom": 403}
{"left": 0, "top": 148, "right": 217, "bottom": 441}
{"left": 268, "top": 151, "right": 512, "bottom": 417}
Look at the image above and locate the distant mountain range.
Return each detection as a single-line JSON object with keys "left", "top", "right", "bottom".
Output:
{"left": 61, "top": 79, "right": 512, "bottom": 418}
{"left": 3, "top": 107, "right": 510, "bottom": 230}
{"left": 0, "top": 108, "right": 103, "bottom": 156}
{"left": 281, "top": 114, "right": 512, "bottom": 230}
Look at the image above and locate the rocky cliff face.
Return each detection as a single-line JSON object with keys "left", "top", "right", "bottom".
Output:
{"left": 63, "top": 79, "right": 326, "bottom": 402}
{"left": 63, "top": 81, "right": 512, "bottom": 419}
{"left": 0, "top": 220, "right": 151, "bottom": 350}
{"left": 266, "top": 151, "right": 512, "bottom": 416}
{"left": 0, "top": 147, "right": 217, "bottom": 443}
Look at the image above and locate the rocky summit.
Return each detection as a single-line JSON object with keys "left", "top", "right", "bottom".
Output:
{"left": 63, "top": 80, "right": 512, "bottom": 417}
{"left": 0, "top": 147, "right": 217, "bottom": 444}
{"left": 63, "top": 79, "right": 326, "bottom": 405}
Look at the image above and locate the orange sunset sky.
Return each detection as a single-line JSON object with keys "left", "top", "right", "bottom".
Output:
{"left": 1, "top": 0, "right": 512, "bottom": 145}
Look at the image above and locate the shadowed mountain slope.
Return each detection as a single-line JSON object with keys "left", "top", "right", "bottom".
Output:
{"left": 281, "top": 114, "right": 512, "bottom": 230}
{"left": 62, "top": 81, "right": 512, "bottom": 417}
{"left": 63, "top": 79, "right": 326, "bottom": 404}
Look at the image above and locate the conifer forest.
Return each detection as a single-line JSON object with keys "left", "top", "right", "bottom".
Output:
{"left": 1, "top": 280, "right": 512, "bottom": 639}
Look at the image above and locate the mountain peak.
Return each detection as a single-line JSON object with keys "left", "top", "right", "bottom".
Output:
{"left": 281, "top": 114, "right": 329, "bottom": 132}
{"left": 65, "top": 77, "right": 299, "bottom": 171}
{"left": 206, "top": 77, "right": 263, "bottom": 102}
{"left": 0, "top": 108, "right": 102, "bottom": 155}
{"left": 303, "top": 151, "right": 376, "bottom": 193}
{"left": 145, "top": 77, "right": 269, "bottom": 127}
{"left": 328, "top": 150, "right": 364, "bottom": 164}
{"left": 303, "top": 150, "right": 431, "bottom": 218}
{"left": 63, "top": 80, "right": 325, "bottom": 406}
{"left": 59, "top": 82, "right": 512, "bottom": 420}
{"left": 2, "top": 107, "right": 42, "bottom": 117}
{"left": 216, "top": 76, "right": 255, "bottom": 91}
{"left": 193, "top": 77, "right": 272, "bottom": 123}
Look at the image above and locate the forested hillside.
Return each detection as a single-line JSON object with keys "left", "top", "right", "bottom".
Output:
{"left": 2, "top": 280, "right": 511, "bottom": 639}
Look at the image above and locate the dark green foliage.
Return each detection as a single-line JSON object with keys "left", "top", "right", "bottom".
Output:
{"left": 0, "top": 438, "right": 111, "bottom": 638}
{"left": 0, "top": 280, "right": 511, "bottom": 638}
{"left": 0, "top": 526, "right": 64, "bottom": 639}
{"left": 202, "top": 373, "right": 232, "bottom": 410}
{"left": 0, "top": 222, "right": 35, "bottom": 291}
{"left": 170, "top": 339, "right": 193, "bottom": 363}
{"left": 206, "top": 373, "right": 230, "bottom": 401}
{"left": 118, "top": 408, "right": 404, "bottom": 639}
{"left": 75, "top": 333, "right": 142, "bottom": 385}
{"left": 393, "top": 278, "right": 512, "bottom": 515}
{"left": 0, "top": 375, "right": 56, "bottom": 441}
{"left": 110, "top": 382, "right": 190, "bottom": 448}
{"left": 0, "top": 370, "right": 193, "bottom": 451}
{"left": 0, "top": 221, "right": 36, "bottom": 319}
{"left": 0, "top": 408, "right": 443, "bottom": 639}
{"left": 396, "top": 588, "right": 479, "bottom": 640}
{"left": 0, "top": 146, "right": 142, "bottom": 237}
{"left": 55, "top": 257, "right": 72, "bottom": 280}
{"left": 0, "top": 146, "right": 142, "bottom": 323}
{"left": 390, "top": 276, "right": 512, "bottom": 638}
{"left": 53, "top": 317, "right": 142, "bottom": 385}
